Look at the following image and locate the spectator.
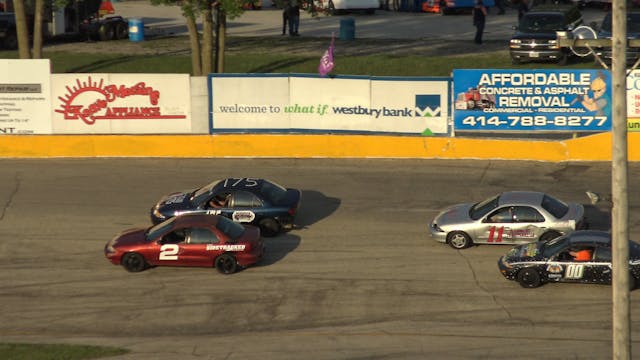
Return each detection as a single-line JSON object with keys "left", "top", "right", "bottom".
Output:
{"left": 288, "top": 0, "right": 300, "bottom": 36}
{"left": 282, "top": 0, "right": 290, "bottom": 35}
{"left": 472, "top": 0, "right": 487, "bottom": 45}
{"left": 496, "top": 0, "right": 505, "bottom": 15}
{"left": 518, "top": 0, "right": 529, "bottom": 20}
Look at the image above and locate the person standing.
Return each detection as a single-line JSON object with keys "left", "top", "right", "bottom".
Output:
{"left": 288, "top": 0, "right": 300, "bottom": 36}
{"left": 495, "top": 0, "right": 505, "bottom": 14}
{"left": 472, "top": 0, "right": 487, "bottom": 45}
{"left": 518, "top": 0, "right": 529, "bottom": 20}
{"left": 282, "top": 0, "right": 290, "bottom": 35}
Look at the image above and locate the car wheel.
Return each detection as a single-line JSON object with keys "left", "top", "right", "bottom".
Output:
{"left": 630, "top": 273, "right": 637, "bottom": 291}
{"left": 121, "top": 252, "right": 147, "bottom": 272}
{"left": 98, "top": 23, "right": 115, "bottom": 41}
{"left": 215, "top": 253, "right": 238, "bottom": 274}
{"left": 539, "top": 231, "right": 561, "bottom": 242}
{"left": 447, "top": 231, "right": 472, "bottom": 249}
{"left": 115, "top": 22, "right": 128, "bottom": 40}
{"left": 517, "top": 268, "right": 541, "bottom": 288}
{"left": 259, "top": 217, "right": 281, "bottom": 237}
{"left": 511, "top": 57, "right": 521, "bottom": 65}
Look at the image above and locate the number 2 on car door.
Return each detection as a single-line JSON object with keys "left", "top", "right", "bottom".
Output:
{"left": 159, "top": 244, "right": 179, "bottom": 260}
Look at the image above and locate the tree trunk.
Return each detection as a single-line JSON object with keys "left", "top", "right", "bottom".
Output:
{"left": 201, "top": 5, "right": 214, "bottom": 74}
{"left": 215, "top": 10, "right": 226, "bottom": 73}
{"left": 32, "top": 0, "right": 44, "bottom": 59}
{"left": 185, "top": 15, "right": 202, "bottom": 75}
{"left": 13, "top": 0, "right": 31, "bottom": 59}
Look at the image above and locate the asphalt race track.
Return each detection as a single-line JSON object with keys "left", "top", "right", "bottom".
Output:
{"left": 1, "top": 158, "right": 639, "bottom": 359}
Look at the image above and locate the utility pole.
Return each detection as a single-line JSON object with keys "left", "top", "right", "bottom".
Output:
{"left": 611, "top": 0, "right": 630, "bottom": 358}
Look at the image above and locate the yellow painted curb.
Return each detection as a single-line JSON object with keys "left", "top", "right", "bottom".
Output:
{"left": 0, "top": 132, "right": 637, "bottom": 161}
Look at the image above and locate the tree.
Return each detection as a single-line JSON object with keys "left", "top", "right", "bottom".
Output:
{"left": 151, "top": 0, "right": 250, "bottom": 76}
{"left": 13, "top": 0, "right": 66, "bottom": 59}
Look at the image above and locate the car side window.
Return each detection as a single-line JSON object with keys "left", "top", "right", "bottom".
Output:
{"left": 486, "top": 207, "right": 513, "bottom": 223}
{"left": 593, "top": 247, "right": 611, "bottom": 262}
{"left": 160, "top": 229, "right": 186, "bottom": 244}
{"left": 512, "top": 206, "right": 545, "bottom": 223}
{"left": 186, "top": 228, "right": 220, "bottom": 244}
{"left": 229, "top": 190, "right": 263, "bottom": 208}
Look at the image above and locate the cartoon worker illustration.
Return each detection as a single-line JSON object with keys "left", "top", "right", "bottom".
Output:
{"left": 581, "top": 73, "right": 610, "bottom": 117}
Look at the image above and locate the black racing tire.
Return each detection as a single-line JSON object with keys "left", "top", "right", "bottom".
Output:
{"left": 517, "top": 267, "right": 542, "bottom": 288}
{"left": 259, "top": 217, "right": 281, "bottom": 237}
{"left": 98, "top": 23, "right": 115, "bottom": 41}
{"left": 539, "top": 231, "right": 561, "bottom": 242}
{"left": 115, "top": 22, "right": 128, "bottom": 40}
{"left": 215, "top": 253, "right": 238, "bottom": 274}
{"left": 447, "top": 231, "right": 472, "bottom": 250}
{"left": 121, "top": 252, "right": 147, "bottom": 273}
{"left": 3, "top": 31, "right": 18, "bottom": 50}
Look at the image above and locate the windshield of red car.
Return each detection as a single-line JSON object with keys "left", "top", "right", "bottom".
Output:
{"left": 146, "top": 217, "right": 177, "bottom": 241}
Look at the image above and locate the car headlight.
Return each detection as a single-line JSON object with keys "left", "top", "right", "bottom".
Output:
{"left": 153, "top": 207, "right": 166, "bottom": 219}
{"left": 549, "top": 40, "right": 559, "bottom": 49}
{"left": 510, "top": 39, "right": 521, "bottom": 48}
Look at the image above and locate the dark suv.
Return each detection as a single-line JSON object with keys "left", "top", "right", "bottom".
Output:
{"left": 510, "top": 5, "right": 583, "bottom": 65}
{"left": 594, "top": 11, "right": 640, "bottom": 66}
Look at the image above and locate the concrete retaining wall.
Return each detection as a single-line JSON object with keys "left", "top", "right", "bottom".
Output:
{"left": 0, "top": 132, "right": 638, "bottom": 161}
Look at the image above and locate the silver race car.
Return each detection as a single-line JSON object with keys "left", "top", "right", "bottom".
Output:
{"left": 429, "top": 191, "right": 585, "bottom": 250}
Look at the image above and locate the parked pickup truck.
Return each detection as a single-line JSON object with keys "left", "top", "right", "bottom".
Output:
{"left": 0, "top": 12, "right": 17, "bottom": 49}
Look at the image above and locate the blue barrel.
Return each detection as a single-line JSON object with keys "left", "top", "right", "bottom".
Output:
{"left": 339, "top": 18, "right": 355, "bottom": 41}
{"left": 128, "top": 18, "right": 144, "bottom": 42}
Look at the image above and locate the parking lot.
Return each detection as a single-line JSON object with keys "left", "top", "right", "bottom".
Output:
{"left": 113, "top": 1, "right": 608, "bottom": 41}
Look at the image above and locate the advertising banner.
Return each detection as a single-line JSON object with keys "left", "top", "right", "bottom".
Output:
{"left": 52, "top": 74, "right": 191, "bottom": 134}
{"left": 0, "top": 59, "right": 52, "bottom": 134}
{"left": 626, "top": 70, "right": 640, "bottom": 132}
{"left": 209, "top": 74, "right": 449, "bottom": 135}
{"left": 453, "top": 69, "right": 612, "bottom": 132}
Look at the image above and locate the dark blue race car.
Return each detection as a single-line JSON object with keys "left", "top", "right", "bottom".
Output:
{"left": 498, "top": 230, "right": 640, "bottom": 289}
{"left": 151, "top": 178, "right": 301, "bottom": 237}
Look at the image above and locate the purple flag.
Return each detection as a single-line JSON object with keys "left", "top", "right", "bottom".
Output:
{"left": 318, "top": 35, "right": 335, "bottom": 77}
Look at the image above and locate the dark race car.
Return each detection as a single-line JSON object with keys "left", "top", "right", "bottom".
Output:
{"left": 105, "top": 214, "right": 263, "bottom": 274}
{"left": 498, "top": 230, "right": 640, "bottom": 289}
{"left": 151, "top": 178, "right": 301, "bottom": 237}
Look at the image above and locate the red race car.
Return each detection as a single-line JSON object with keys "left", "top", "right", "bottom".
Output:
{"left": 105, "top": 214, "right": 263, "bottom": 274}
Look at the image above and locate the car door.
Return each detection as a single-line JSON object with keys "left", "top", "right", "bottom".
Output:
{"left": 510, "top": 206, "right": 546, "bottom": 244}
{"left": 179, "top": 227, "right": 223, "bottom": 267}
{"left": 548, "top": 246, "right": 597, "bottom": 284}
{"left": 588, "top": 245, "right": 612, "bottom": 284}
{"left": 477, "top": 207, "right": 513, "bottom": 244}
{"left": 227, "top": 190, "right": 262, "bottom": 224}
